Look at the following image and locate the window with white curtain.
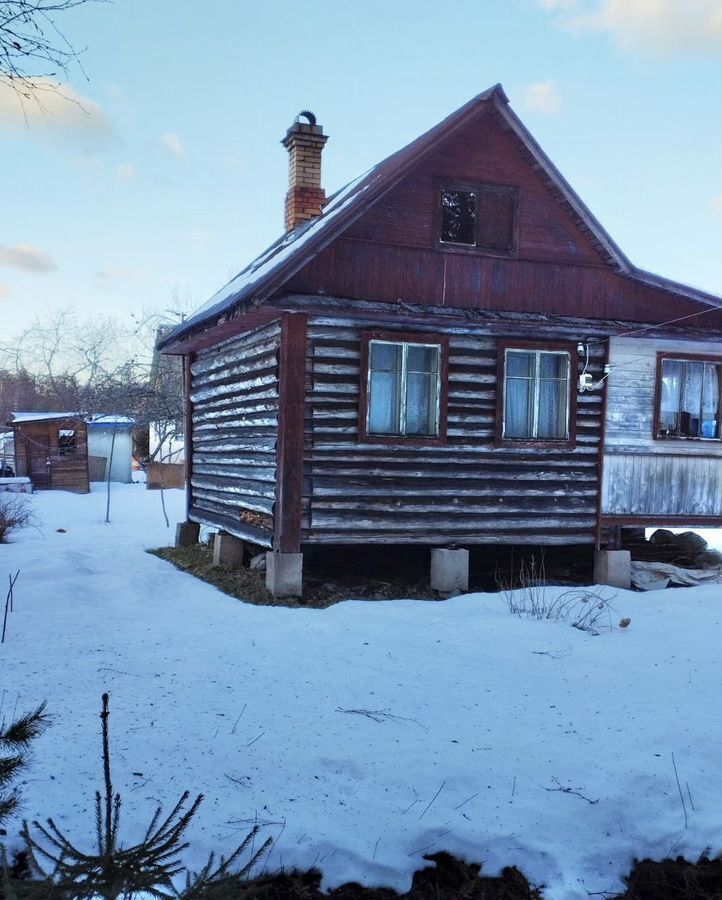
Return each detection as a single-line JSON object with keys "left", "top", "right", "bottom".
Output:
{"left": 366, "top": 340, "right": 441, "bottom": 437}
{"left": 502, "top": 349, "right": 571, "bottom": 441}
{"left": 658, "top": 357, "right": 721, "bottom": 439}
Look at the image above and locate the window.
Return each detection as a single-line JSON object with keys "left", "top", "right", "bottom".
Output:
{"left": 439, "top": 183, "right": 517, "bottom": 253}
{"left": 58, "top": 429, "right": 76, "bottom": 455}
{"left": 499, "top": 346, "right": 572, "bottom": 443}
{"left": 361, "top": 335, "right": 447, "bottom": 441}
{"left": 657, "top": 355, "right": 721, "bottom": 440}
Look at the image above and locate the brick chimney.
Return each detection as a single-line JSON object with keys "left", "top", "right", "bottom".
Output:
{"left": 282, "top": 111, "right": 328, "bottom": 232}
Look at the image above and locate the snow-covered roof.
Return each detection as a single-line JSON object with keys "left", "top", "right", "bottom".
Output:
{"left": 87, "top": 415, "right": 135, "bottom": 427}
{"left": 11, "top": 412, "right": 83, "bottom": 423}
{"left": 11, "top": 412, "right": 134, "bottom": 426}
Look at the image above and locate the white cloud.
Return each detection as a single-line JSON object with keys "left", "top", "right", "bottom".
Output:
{"left": 520, "top": 80, "right": 561, "bottom": 114}
{"left": 537, "top": 0, "right": 722, "bottom": 55}
{"left": 0, "top": 284, "right": 10, "bottom": 299}
{"left": 0, "top": 78, "right": 114, "bottom": 140}
{"left": 115, "top": 163, "right": 136, "bottom": 182}
{"left": 187, "top": 230, "right": 212, "bottom": 242}
{"left": 0, "top": 244, "right": 57, "bottom": 273}
{"left": 160, "top": 132, "right": 185, "bottom": 159}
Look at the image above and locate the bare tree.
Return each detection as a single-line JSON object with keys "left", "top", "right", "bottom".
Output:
{"left": 0, "top": 1, "right": 103, "bottom": 98}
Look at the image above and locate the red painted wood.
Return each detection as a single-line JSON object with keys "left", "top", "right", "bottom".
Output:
{"left": 274, "top": 313, "right": 308, "bottom": 552}
{"left": 286, "top": 237, "right": 721, "bottom": 327}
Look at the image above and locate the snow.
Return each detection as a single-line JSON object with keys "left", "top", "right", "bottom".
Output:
{"left": 10, "top": 412, "right": 134, "bottom": 425}
{"left": 10, "top": 411, "right": 82, "bottom": 423}
{"left": 1, "top": 485, "right": 720, "bottom": 899}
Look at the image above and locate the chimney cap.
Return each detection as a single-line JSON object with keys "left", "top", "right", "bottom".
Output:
{"left": 282, "top": 110, "right": 326, "bottom": 145}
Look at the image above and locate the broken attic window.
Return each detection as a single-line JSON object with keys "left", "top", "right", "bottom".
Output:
{"left": 58, "top": 429, "right": 76, "bottom": 455}
{"left": 440, "top": 184, "right": 517, "bottom": 251}
{"left": 440, "top": 189, "right": 477, "bottom": 245}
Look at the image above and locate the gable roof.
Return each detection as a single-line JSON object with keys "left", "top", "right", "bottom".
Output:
{"left": 159, "top": 84, "right": 720, "bottom": 350}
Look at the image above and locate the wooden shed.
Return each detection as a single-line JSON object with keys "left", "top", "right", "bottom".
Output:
{"left": 159, "top": 85, "right": 722, "bottom": 597}
{"left": 11, "top": 413, "right": 90, "bottom": 493}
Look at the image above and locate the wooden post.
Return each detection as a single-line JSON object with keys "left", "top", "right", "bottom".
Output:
{"left": 183, "top": 353, "right": 195, "bottom": 521}
{"left": 274, "top": 313, "right": 307, "bottom": 553}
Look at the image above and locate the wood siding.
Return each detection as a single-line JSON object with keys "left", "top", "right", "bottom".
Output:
{"left": 283, "top": 106, "right": 721, "bottom": 329}
{"left": 602, "top": 336, "right": 722, "bottom": 520}
{"left": 188, "top": 321, "right": 281, "bottom": 547}
{"left": 302, "top": 316, "right": 605, "bottom": 545}
{"left": 13, "top": 419, "right": 89, "bottom": 493}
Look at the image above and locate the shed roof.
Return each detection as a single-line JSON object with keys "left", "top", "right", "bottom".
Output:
{"left": 159, "top": 83, "right": 721, "bottom": 350}
{"left": 11, "top": 412, "right": 134, "bottom": 426}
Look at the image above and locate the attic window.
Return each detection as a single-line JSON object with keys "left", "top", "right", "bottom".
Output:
{"left": 439, "top": 184, "right": 517, "bottom": 253}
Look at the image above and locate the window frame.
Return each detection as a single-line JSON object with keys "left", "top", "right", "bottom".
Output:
{"left": 495, "top": 339, "right": 578, "bottom": 449}
{"left": 653, "top": 351, "right": 722, "bottom": 442}
{"left": 436, "top": 179, "right": 519, "bottom": 257}
{"left": 359, "top": 330, "right": 449, "bottom": 445}
{"left": 58, "top": 428, "right": 77, "bottom": 456}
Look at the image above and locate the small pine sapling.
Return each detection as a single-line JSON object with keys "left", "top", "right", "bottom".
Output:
{"left": 23, "top": 694, "right": 271, "bottom": 899}
{"left": 0, "top": 701, "right": 48, "bottom": 826}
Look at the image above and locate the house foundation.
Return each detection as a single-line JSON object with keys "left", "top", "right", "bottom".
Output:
{"left": 175, "top": 521, "right": 200, "bottom": 548}
{"left": 430, "top": 548, "right": 469, "bottom": 596}
{"left": 266, "top": 551, "right": 303, "bottom": 599}
{"left": 593, "top": 550, "right": 631, "bottom": 590}
{"left": 213, "top": 532, "right": 245, "bottom": 566}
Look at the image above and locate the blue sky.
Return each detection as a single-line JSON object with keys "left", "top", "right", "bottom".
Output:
{"left": 1, "top": 0, "right": 720, "bottom": 338}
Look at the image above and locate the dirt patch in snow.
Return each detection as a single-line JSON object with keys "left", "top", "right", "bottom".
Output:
{"left": 149, "top": 544, "right": 436, "bottom": 607}
{"left": 5, "top": 850, "right": 721, "bottom": 898}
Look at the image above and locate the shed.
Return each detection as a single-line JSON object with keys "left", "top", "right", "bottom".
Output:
{"left": 10, "top": 412, "right": 136, "bottom": 492}
{"left": 11, "top": 413, "right": 90, "bottom": 493}
{"left": 159, "top": 85, "right": 722, "bottom": 597}
{"left": 87, "top": 416, "right": 135, "bottom": 484}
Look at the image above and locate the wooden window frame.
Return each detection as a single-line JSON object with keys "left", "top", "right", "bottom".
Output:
{"left": 359, "top": 330, "right": 449, "bottom": 446}
{"left": 653, "top": 351, "right": 722, "bottom": 443}
{"left": 495, "top": 339, "right": 578, "bottom": 450}
{"left": 58, "top": 428, "right": 77, "bottom": 456}
{"left": 436, "top": 179, "right": 519, "bottom": 257}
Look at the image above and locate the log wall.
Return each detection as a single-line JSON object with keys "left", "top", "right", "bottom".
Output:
{"left": 188, "top": 321, "right": 281, "bottom": 547}
{"left": 302, "top": 316, "right": 605, "bottom": 545}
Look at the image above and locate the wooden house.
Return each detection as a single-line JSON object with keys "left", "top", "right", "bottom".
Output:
{"left": 159, "top": 85, "right": 722, "bottom": 597}
{"left": 11, "top": 413, "right": 90, "bottom": 493}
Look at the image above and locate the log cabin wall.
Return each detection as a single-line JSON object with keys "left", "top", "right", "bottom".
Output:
{"left": 302, "top": 315, "right": 606, "bottom": 545}
{"left": 188, "top": 320, "right": 281, "bottom": 547}
{"left": 602, "top": 336, "right": 722, "bottom": 522}
{"left": 13, "top": 419, "right": 89, "bottom": 493}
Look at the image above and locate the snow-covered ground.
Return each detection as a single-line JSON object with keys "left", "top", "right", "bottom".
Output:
{"left": 1, "top": 484, "right": 720, "bottom": 900}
